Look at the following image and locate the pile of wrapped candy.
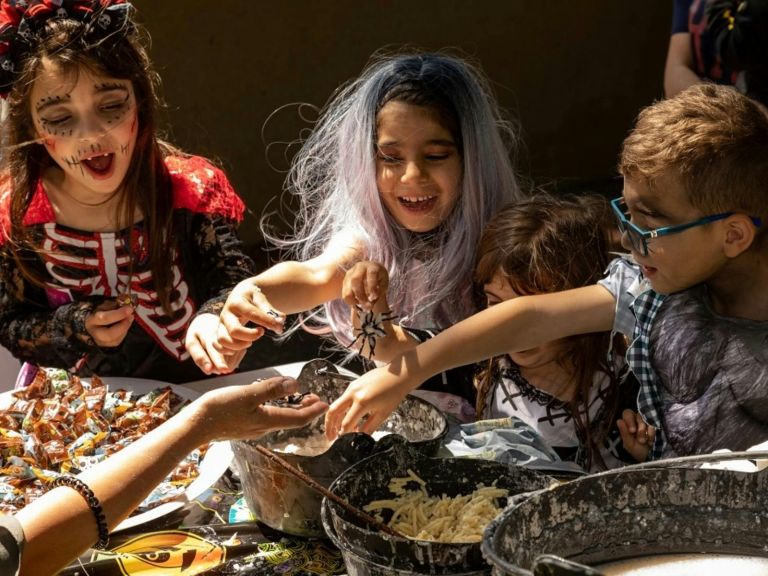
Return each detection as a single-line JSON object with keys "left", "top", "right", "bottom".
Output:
{"left": 0, "top": 369, "right": 206, "bottom": 515}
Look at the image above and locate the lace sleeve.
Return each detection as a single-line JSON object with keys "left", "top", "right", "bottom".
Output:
{"left": 185, "top": 214, "right": 256, "bottom": 316}
{"left": 400, "top": 326, "right": 440, "bottom": 344}
{"left": 0, "top": 249, "right": 96, "bottom": 369}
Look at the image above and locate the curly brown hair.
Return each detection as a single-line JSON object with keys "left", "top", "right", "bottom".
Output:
{"left": 474, "top": 192, "right": 619, "bottom": 470}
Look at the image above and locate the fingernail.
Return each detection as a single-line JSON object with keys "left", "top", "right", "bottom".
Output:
{"left": 280, "top": 377, "right": 297, "bottom": 392}
{"left": 266, "top": 309, "right": 284, "bottom": 323}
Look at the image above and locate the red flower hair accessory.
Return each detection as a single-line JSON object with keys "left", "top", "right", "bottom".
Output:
{"left": 0, "top": 0, "right": 133, "bottom": 97}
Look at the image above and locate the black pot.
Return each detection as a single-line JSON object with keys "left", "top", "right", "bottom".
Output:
{"left": 323, "top": 437, "right": 553, "bottom": 575}
{"left": 232, "top": 359, "right": 448, "bottom": 538}
{"left": 482, "top": 455, "right": 768, "bottom": 575}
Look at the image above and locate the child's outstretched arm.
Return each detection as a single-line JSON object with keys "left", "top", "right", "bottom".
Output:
{"left": 211, "top": 242, "right": 360, "bottom": 358}
{"left": 184, "top": 213, "right": 258, "bottom": 375}
{"left": 325, "top": 284, "right": 617, "bottom": 438}
{"left": 344, "top": 261, "right": 419, "bottom": 361}
{"left": 617, "top": 409, "right": 656, "bottom": 462}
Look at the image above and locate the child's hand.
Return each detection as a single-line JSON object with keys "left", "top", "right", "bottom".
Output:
{"left": 343, "top": 261, "right": 389, "bottom": 311}
{"left": 218, "top": 278, "right": 286, "bottom": 351}
{"left": 186, "top": 313, "right": 245, "bottom": 375}
{"left": 85, "top": 300, "right": 134, "bottom": 348}
{"left": 617, "top": 409, "right": 656, "bottom": 462}
{"left": 324, "top": 364, "right": 412, "bottom": 440}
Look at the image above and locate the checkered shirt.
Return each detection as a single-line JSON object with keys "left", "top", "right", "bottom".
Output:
{"left": 599, "top": 257, "right": 667, "bottom": 460}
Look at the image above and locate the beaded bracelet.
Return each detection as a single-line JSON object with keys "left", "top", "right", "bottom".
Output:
{"left": 49, "top": 475, "right": 110, "bottom": 550}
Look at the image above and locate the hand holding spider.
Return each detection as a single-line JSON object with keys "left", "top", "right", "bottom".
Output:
{"left": 342, "top": 261, "right": 389, "bottom": 311}
{"left": 344, "top": 261, "right": 396, "bottom": 359}
{"left": 217, "top": 278, "right": 286, "bottom": 350}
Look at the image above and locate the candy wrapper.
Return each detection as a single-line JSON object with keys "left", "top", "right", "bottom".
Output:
{"left": 0, "top": 369, "right": 203, "bottom": 515}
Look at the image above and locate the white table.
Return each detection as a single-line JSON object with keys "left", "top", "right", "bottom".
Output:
{"left": 183, "top": 361, "right": 359, "bottom": 396}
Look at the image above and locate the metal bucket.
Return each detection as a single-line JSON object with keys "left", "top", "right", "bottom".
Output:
{"left": 481, "top": 454, "right": 768, "bottom": 575}
{"left": 231, "top": 359, "right": 448, "bottom": 537}
{"left": 322, "top": 437, "right": 553, "bottom": 575}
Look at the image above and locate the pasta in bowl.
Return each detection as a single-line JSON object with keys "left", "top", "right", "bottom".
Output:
{"left": 322, "top": 437, "right": 554, "bottom": 575}
{"left": 363, "top": 468, "right": 509, "bottom": 543}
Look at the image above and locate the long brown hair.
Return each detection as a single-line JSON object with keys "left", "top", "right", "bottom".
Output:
{"left": 3, "top": 11, "right": 178, "bottom": 312}
{"left": 474, "top": 193, "right": 619, "bottom": 470}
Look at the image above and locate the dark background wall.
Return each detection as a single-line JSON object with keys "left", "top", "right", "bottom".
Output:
{"left": 132, "top": 1, "right": 673, "bottom": 250}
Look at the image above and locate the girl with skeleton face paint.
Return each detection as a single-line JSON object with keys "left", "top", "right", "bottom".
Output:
{"left": 0, "top": 1, "right": 255, "bottom": 382}
{"left": 32, "top": 67, "right": 139, "bottom": 211}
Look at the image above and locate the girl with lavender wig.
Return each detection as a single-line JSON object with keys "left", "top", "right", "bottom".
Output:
{"left": 189, "top": 51, "right": 524, "bottom": 374}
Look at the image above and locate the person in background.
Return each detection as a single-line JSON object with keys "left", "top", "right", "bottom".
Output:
{"left": 664, "top": 0, "right": 768, "bottom": 107}
{"left": 350, "top": 195, "right": 642, "bottom": 469}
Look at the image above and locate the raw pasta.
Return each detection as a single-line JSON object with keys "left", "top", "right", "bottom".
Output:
{"left": 363, "top": 468, "right": 508, "bottom": 543}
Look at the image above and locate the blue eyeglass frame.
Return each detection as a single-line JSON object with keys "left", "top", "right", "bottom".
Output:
{"left": 610, "top": 197, "right": 762, "bottom": 256}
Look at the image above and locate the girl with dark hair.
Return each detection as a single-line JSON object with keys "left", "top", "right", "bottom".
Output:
{"left": 471, "top": 194, "right": 638, "bottom": 470}
{"left": 0, "top": 0, "right": 254, "bottom": 383}
{"left": 202, "top": 51, "right": 524, "bottom": 376}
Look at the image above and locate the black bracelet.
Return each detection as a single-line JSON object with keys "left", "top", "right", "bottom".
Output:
{"left": 49, "top": 475, "right": 110, "bottom": 550}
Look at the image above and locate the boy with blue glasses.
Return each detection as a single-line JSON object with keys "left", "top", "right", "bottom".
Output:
{"left": 325, "top": 83, "right": 768, "bottom": 462}
{"left": 610, "top": 197, "right": 762, "bottom": 258}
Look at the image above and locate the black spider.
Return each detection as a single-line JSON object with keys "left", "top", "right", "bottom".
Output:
{"left": 351, "top": 305, "right": 396, "bottom": 359}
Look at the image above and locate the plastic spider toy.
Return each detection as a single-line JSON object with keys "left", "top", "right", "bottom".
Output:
{"left": 271, "top": 391, "right": 312, "bottom": 407}
{"left": 351, "top": 305, "right": 395, "bottom": 359}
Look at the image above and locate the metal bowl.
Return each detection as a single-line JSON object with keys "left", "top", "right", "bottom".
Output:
{"left": 231, "top": 359, "right": 448, "bottom": 537}
{"left": 482, "top": 454, "right": 768, "bottom": 575}
{"left": 323, "top": 438, "right": 553, "bottom": 575}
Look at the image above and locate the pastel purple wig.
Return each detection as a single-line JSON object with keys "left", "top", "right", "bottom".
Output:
{"left": 265, "top": 51, "right": 524, "bottom": 346}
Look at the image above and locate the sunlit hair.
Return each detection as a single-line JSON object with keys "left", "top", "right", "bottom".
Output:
{"left": 620, "top": 84, "right": 768, "bottom": 222}
{"left": 2, "top": 11, "right": 179, "bottom": 312}
{"left": 266, "top": 51, "right": 523, "bottom": 344}
{"left": 473, "top": 193, "right": 619, "bottom": 470}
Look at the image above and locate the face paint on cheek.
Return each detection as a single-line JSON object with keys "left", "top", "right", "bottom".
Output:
{"left": 63, "top": 155, "right": 86, "bottom": 178}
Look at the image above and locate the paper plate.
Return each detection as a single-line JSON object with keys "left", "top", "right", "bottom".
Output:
{"left": 113, "top": 440, "right": 234, "bottom": 533}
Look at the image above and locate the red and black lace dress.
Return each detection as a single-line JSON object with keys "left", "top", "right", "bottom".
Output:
{"left": 0, "top": 155, "right": 255, "bottom": 383}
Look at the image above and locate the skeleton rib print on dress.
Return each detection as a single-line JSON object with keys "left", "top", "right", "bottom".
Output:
{"left": 40, "top": 222, "right": 194, "bottom": 360}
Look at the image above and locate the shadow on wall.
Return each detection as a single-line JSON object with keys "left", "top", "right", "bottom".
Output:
{"left": 133, "top": 0, "right": 671, "bottom": 251}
